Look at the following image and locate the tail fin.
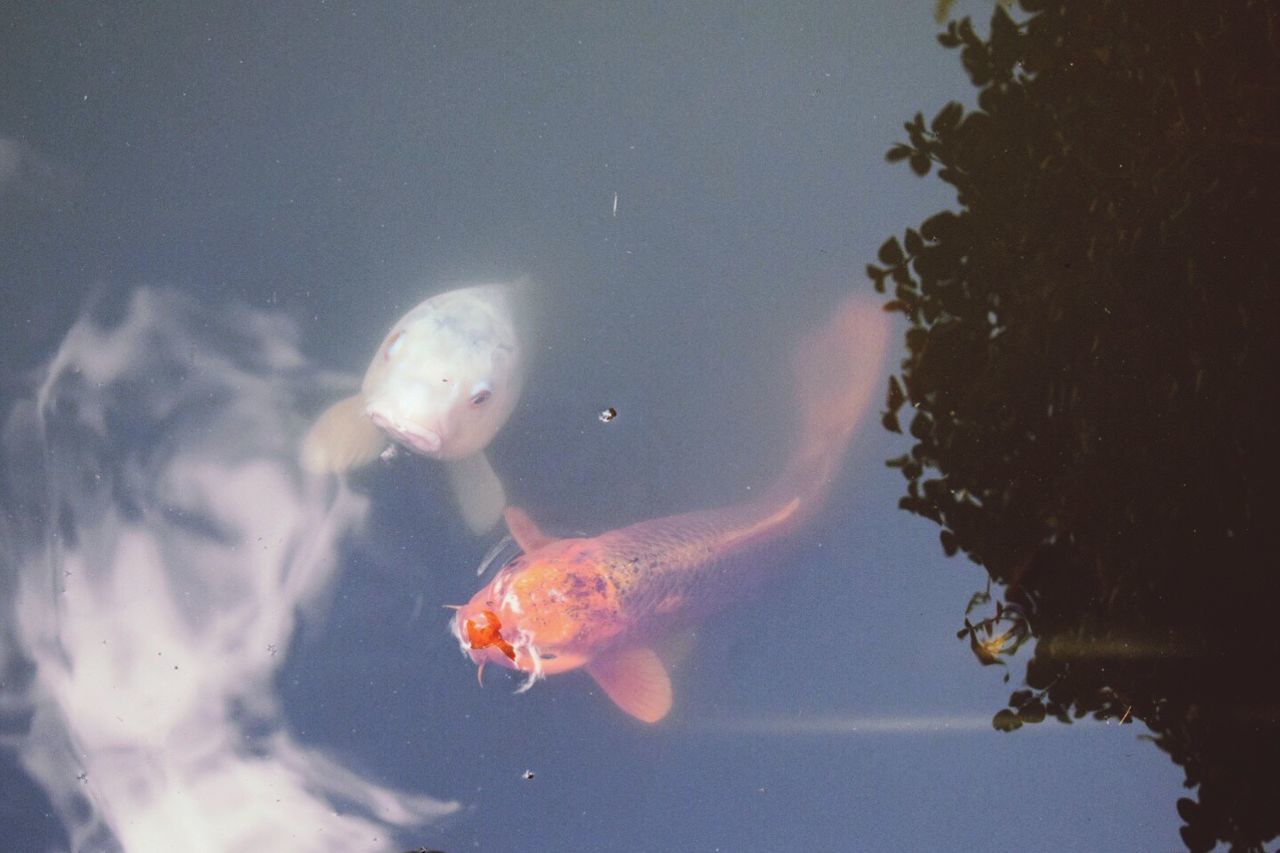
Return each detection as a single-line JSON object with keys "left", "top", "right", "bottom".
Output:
{"left": 775, "top": 296, "right": 891, "bottom": 507}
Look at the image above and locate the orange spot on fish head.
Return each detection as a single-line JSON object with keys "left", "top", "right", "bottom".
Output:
{"left": 454, "top": 585, "right": 521, "bottom": 672}
{"left": 462, "top": 609, "right": 517, "bottom": 661}
{"left": 461, "top": 610, "right": 502, "bottom": 654}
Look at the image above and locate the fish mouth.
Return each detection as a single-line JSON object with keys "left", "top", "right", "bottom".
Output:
{"left": 366, "top": 409, "right": 443, "bottom": 455}
{"left": 451, "top": 607, "right": 536, "bottom": 675}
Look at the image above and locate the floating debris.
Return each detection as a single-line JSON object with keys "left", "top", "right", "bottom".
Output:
{"left": 598, "top": 407, "right": 617, "bottom": 423}
{"left": 522, "top": 769, "right": 535, "bottom": 781}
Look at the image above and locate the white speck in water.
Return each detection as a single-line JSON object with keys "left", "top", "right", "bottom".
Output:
{"left": 598, "top": 407, "right": 617, "bottom": 423}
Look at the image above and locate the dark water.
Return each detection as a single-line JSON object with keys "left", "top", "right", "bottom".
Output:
{"left": 7, "top": 2, "right": 1267, "bottom": 851}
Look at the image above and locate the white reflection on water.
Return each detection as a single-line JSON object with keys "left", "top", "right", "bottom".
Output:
{"left": 702, "top": 715, "right": 998, "bottom": 734}
{"left": 0, "top": 288, "right": 456, "bottom": 852}
{"left": 701, "top": 714, "right": 1126, "bottom": 735}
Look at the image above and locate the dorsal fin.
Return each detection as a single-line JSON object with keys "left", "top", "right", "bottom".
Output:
{"left": 585, "top": 646, "right": 673, "bottom": 724}
{"left": 503, "top": 506, "right": 557, "bottom": 552}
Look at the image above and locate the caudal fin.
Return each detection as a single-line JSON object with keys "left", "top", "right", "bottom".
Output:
{"left": 779, "top": 296, "right": 891, "bottom": 503}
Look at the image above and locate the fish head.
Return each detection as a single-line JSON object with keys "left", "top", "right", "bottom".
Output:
{"left": 451, "top": 541, "right": 617, "bottom": 679}
{"left": 361, "top": 286, "right": 523, "bottom": 460}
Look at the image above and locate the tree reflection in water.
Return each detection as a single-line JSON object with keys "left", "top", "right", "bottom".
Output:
{"left": 868, "top": 2, "right": 1279, "bottom": 850}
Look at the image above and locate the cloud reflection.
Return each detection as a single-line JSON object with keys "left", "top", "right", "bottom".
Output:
{"left": 1, "top": 288, "right": 457, "bottom": 852}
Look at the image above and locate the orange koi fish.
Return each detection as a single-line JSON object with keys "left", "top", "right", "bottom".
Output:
{"left": 451, "top": 296, "right": 889, "bottom": 723}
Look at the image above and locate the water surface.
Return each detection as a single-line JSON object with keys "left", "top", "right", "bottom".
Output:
{"left": 1, "top": 4, "right": 1187, "bottom": 851}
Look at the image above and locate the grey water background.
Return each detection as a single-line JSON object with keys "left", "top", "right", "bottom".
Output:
{"left": 0, "top": 3, "right": 1185, "bottom": 851}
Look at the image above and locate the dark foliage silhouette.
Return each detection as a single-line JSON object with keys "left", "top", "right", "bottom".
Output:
{"left": 868, "top": 2, "right": 1279, "bottom": 850}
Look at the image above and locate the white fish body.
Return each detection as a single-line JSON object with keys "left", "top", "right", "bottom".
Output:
{"left": 301, "top": 282, "right": 525, "bottom": 532}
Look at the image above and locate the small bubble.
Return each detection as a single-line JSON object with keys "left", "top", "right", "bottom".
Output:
{"left": 598, "top": 407, "right": 617, "bottom": 423}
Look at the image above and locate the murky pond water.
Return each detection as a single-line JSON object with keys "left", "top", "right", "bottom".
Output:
{"left": 7, "top": 3, "right": 1274, "bottom": 851}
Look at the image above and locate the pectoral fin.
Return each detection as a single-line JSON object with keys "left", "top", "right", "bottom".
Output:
{"left": 300, "top": 394, "right": 386, "bottom": 473}
{"left": 446, "top": 452, "right": 506, "bottom": 534}
{"left": 585, "top": 646, "right": 673, "bottom": 724}
{"left": 503, "top": 506, "right": 557, "bottom": 552}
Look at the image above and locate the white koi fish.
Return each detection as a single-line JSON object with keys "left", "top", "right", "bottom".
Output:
{"left": 301, "top": 283, "right": 525, "bottom": 532}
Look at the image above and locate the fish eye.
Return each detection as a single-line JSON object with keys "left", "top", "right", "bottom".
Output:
{"left": 469, "top": 381, "right": 494, "bottom": 407}
{"left": 384, "top": 330, "right": 405, "bottom": 360}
